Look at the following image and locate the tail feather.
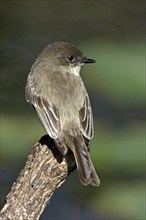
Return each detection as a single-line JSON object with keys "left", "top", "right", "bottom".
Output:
{"left": 73, "top": 135, "right": 100, "bottom": 186}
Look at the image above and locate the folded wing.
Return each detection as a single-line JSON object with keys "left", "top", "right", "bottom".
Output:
{"left": 79, "top": 95, "right": 94, "bottom": 149}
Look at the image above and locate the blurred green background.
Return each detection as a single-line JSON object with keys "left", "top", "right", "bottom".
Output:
{"left": 0, "top": 1, "right": 145, "bottom": 219}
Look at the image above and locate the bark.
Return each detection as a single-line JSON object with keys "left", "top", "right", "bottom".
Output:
{"left": 0, "top": 135, "right": 76, "bottom": 220}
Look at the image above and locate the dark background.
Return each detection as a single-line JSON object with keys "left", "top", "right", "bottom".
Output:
{"left": 0, "top": 1, "right": 145, "bottom": 219}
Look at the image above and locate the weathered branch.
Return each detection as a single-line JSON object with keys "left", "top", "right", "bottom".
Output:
{"left": 0, "top": 135, "right": 76, "bottom": 220}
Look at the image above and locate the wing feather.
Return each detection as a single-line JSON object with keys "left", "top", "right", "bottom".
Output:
{"left": 79, "top": 95, "right": 94, "bottom": 142}
{"left": 25, "top": 75, "right": 61, "bottom": 140}
{"left": 34, "top": 95, "right": 61, "bottom": 139}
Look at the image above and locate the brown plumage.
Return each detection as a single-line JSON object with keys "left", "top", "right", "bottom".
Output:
{"left": 25, "top": 42, "right": 100, "bottom": 186}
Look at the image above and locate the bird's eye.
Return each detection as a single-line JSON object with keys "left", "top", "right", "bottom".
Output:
{"left": 67, "top": 55, "right": 75, "bottom": 63}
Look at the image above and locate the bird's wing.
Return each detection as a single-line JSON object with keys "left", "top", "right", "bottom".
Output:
{"left": 25, "top": 75, "right": 68, "bottom": 155}
{"left": 25, "top": 75, "right": 61, "bottom": 140}
{"left": 79, "top": 95, "right": 94, "bottom": 147}
{"left": 27, "top": 92, "right": 69, "bottom": 155}
{"left": 31, "top": 94, "right": 61, "bottom": 140}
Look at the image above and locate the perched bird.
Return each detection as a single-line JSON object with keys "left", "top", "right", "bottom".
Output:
{"left": 25, "top": 42, "right": 100, "bottom": 186}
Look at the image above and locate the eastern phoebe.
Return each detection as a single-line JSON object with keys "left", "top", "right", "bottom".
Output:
{"left": 25, "top": 41, "right": 100, "bottom": 186}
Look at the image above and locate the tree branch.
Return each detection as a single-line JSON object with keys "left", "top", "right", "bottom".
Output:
{"left": 0, "top": 135, "right": 76, "bottom": 220}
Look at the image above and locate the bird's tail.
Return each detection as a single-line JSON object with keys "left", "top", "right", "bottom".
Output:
{"left": 73, "top": 135, "right": 100, "bottom": 186}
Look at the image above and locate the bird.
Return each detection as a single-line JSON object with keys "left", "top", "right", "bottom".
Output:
{"left": 25, "top": 41, "right": 100, "bottom": 186}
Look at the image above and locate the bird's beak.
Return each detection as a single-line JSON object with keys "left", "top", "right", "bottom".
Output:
{"left": 81, "top": 57, "right": 96, "bottom": 64}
